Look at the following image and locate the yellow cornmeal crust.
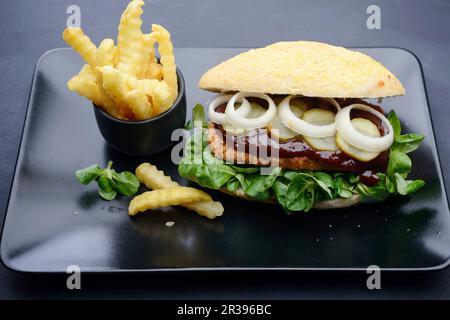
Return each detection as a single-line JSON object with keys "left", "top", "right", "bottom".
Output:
{"left": 199, "top": 41, "right": 405, "bottom": 98}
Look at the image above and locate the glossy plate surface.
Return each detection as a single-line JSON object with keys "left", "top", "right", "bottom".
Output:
{"left": 1, "top": 48, "right": 449, "bottom": 272}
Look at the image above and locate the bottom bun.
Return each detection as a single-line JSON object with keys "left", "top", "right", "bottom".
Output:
{"left": 219, "top": 188, "right": 361, "bottom": 210}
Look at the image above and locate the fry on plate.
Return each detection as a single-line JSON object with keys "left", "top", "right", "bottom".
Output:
{"left": 135, "top": 163, "right": 224, "bottom": 219}
{"left": 129, "top": 187, "right": 212, "bottom": 216}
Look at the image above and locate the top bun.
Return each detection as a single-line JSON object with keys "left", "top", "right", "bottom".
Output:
{"left": 199, "top": 41, "right": 405, "bottom": 98}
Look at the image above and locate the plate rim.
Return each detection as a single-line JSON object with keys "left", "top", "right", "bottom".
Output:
{"left": 1, "top": 46, "right": 449, "bottom": 274}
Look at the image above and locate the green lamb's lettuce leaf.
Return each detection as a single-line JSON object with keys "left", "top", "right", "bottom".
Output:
{"left": 388, "top": 110, "right": 425, "bottom": 154}
{"left": 185, "top": 104, "right": 207, "bottom": 130}
{"left": 76, "top": 161, "right": 140, "bottom": 201}
{"left": 97, "top": 175, "right": 117, "bottom": 201}
{"left": 226, "top": 174, "right": 245, "bottom": 192}
{"left": 273, "top": 180, "right": 290, "bottom": 213}
{"left": 356, "top": 173, "right": 391, "bottom": 203}
{"left": 76, "top": 165, "right": 103, "bottom": 185}
{"left": 356, "top": 183, "right": 390, "bottom": 203}
{"left": 332, "top": 173, "right": 355, "bottom": 198}
{"left": 286, "top": 174, "right": 316, "bottom": 212}
{"left": 179, "top": 146, "right": 237, "bottom": 189}
{"left": 394, "top": 173, "right": 426, "bottom": 196}
{"left": 243, "top": 167, "right": 283, "bottom": 200}
{"left": 388, "top": 110, "right": 401, "bottom": 138}
{"left": 314, "top": 172, "right": 334, "bottom": 190}
{"left": 243, "top": 175, "right": 272, "bottom": 200}
{"left": 387, "top": 150, "right": 412, "bottom": 177}
{"left": 393, "top": 133, "right": 425, "bottom": 154}
{"left": 348, "top": 173, "right": 360, "bottom": 184}
{"left": 230, "top": 166, "right": 260, "bottom": 174}
{"left": 178, "top": 105, "right": 426, "bottom": 213}
{"left": 112, "top": 171, "right": 140, "bottom": 197}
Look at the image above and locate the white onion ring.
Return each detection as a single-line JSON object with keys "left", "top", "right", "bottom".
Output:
{"left": 322, "top": 98, "right": 341, "bottom": 111}
{"left": 278, "top": 95, "right": 340, "bottom": 138}
{"left": 335, "top": 104, "right": 394, "bottom": 152}
{"left": 225, "top": 92, "right": 277, "bottom": 130}
{"left": 208, "top": 94, "right": 251, "bottom": 125}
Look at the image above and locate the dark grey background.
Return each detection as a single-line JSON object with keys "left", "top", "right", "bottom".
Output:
{"left": 0, "top": 0, "right": 449, "bottom": 299}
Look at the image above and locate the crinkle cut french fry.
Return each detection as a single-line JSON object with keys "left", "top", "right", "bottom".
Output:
{"left": 95, "top": 40, "right": 119, "bottom": 116}
{"left": 63, "top": 27, "right": 97, "bottom": 68}
{"left": 135, "top": 163, "right": 224, "bottom": 219}
{"left": 63, "top": 1, "right": 179, "bottom": 122}
{"left": 136, "top": 163, "right": 178, "bottom": 189}
{"left": 67, "top": 75, "right": 104, "bottom": 108}
{"left": 98, "top": 66, "right": 127, "bottom": 105}
{"left": 128, "top": 187, "right": 212, "bottom": 216}
{"left": 120, "top": 71, "right": 172, "bottom": 115}
{"left": 124, "top": 89, "right": 152, "bottom": 120}
{"left": 112, "top": 47, "right": 120, "bottom": 66}
{"left": 100, "top": 66, "right": 164, "bottom": 120}
{"left": 142, "top": 33, "right": 163, "bottom": 80}
{"left": 78, "top": 64, "right": 98, "bottom": 83}
{"left": 138, "top": 79, "right": 171, "bottom": 115}
{"left": 97, "top": 39, "right": 116, "bottom": 67}
{"left": 99, "top": 66, "right": 134, "bottom": 119}
{"left": 151, "top": 24, "right": 178, "bottom": 112}
{"left": 146, "top": 62, "right": 163, "bottom": 81}
{"left": 62, "top": 30, "right": 119, "bottom": 116}
{"left": 183, "top": 201, "right": 224, "bottom": 220}
{"left": 117, "top": 0, "right": 147, "bottom": 79}
{"left": 70, "top": 66, "right": 120, "bottom": 118}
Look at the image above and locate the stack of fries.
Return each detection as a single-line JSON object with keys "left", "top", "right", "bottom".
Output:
{"left": 63, "top": 0, "right": 178, "bottom": 121}
{"left": 130, "top": 163, "right": 224, "bottom": 219}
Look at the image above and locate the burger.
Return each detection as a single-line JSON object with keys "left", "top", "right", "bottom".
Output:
{"left": 179, "top": 41, "right": 425, "bottom": 213}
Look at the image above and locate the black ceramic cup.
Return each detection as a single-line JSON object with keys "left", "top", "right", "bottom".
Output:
{"left": 93, "top": 69, "right": 186, "bottom": 156}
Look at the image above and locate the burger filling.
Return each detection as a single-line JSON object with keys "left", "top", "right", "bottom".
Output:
{"left": 179, "top": 93, "right": 425, "bottom": 213}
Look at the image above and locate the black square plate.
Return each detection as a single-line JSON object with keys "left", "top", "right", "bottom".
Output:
{"left": 1, "top": 47, "right": 449, "bottom": 273}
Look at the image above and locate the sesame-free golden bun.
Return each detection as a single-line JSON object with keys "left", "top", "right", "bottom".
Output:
{"left": 199, "top": 41, "right": 405, "bottom": 98}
